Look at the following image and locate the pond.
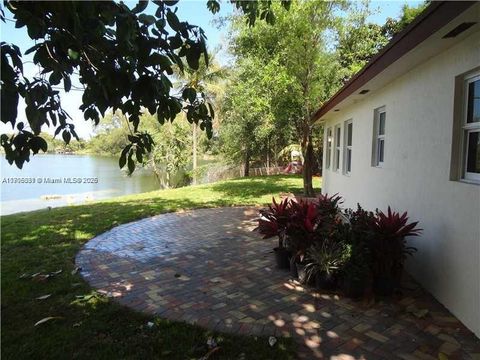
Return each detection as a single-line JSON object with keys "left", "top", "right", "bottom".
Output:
{"left": 0, "top": 154, "right": 160, "bottom": 215}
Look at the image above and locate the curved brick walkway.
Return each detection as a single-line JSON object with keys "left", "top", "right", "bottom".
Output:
{"left": 77, "top": 207, "right": 479, "bottom": 359}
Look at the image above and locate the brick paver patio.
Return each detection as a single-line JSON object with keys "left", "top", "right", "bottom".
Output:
{"left": 76, "top": 207, "right": 479, "bottom": 359}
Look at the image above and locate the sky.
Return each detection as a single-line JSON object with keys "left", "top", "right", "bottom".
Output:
{"left": 0, "top": 0, "right": 423, "bottom": 139}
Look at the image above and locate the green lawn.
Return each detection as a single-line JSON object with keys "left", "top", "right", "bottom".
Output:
{"left": 1, "top": 175, "right": 320, "bottom": 359}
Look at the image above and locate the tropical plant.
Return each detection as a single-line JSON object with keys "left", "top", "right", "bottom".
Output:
{"left": 173, "top": 53, "right": 226, "bottom": 181}
{"left": 368, "top": 207, "right": 422, "bottom": 293}
{"left": 264, "top": 197, "right": 291, "bottom": 224}
{"left": 344, "top": 203, "right": 376, "bottom": 243}
{"left": 256, "top": 215, "right": 279, "bottom": 239}
{"left": 317, "top": 193, "right": 343, "bottom": 219}
{"left": 372, "top": 207, "right": 421, "bottom": 241}
{"left": 285, "top": 199, "right": 320, "bottom": 262}
{"left": 258, "top": 194, "right": 422, "bottom": 297}
{"left": 257, "top": 197, "right": 291, "bottom": 248}
{"left": 305, "top": 238, "right": 349, "bottom": 279}
{"left": 336, "top": 204, "right": 375, "bottom": 296}
{"left": 147, "top": 117, "right": 192, "bottom": 188}
{"left": 289, "top": 200, "right": 318, "bottom": 233}
{"left": 340, "top": 243, "right": 371, "bottom": 298}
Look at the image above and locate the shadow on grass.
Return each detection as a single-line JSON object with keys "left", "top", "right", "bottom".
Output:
{"left": 1, "top": 175, "right": 304, "bottom": 359}
{"left": 209, "top": 174, "right": 321, "bottom": 199}
{"left": 211, "top": 175, "right": 297, "bottom": 198}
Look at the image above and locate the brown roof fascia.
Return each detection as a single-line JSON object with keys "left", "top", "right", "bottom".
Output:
{"left": 311, "top": 1, "right": 476, "bottom": 122}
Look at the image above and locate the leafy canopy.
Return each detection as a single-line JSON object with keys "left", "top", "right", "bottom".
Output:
{"left": 226, "top": 1, "right": 343, "bottom": 194}
{"left": 0, "top": 0, "right": 287, "bottom": 173}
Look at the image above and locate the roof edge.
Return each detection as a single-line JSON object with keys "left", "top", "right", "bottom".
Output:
{"left": 311, "top": 1, "right": 476, "bottom": 122}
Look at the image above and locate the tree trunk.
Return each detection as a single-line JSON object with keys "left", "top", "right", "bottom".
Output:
{"left": 192, "top": 123, "right": 197, "bottom": 185}
{"left": 166, "top": 171, "right": 171, "bottom": 189}
{"left": 302, "top": 134, "right": 315, "bottom": 197}
{"left": 274, "top": 142, "right": 278, "bottom": 167}
{"left": 150, "top": 157, "right": 162, "bottom": 188}
{"left": 244, "top": 147, "right": 251, "bottom": 177}
{"left": 266, "top": 136, "right": 270, "bottom": 175}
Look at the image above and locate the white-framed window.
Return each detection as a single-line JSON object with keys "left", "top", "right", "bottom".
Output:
{"left": 463, "top": 73, "right": 480, "bottom": 182}
{"left": 343, "top": 120, "right": 353, "bottom": 175}
{"left": 372, "top": 107, "right": 386, "bottom": 167}
{"left": 334, "top": 125, "right": 341, "bottom": 171}
{"left": 326, "top": 127, "right": 332, "bottom": 169}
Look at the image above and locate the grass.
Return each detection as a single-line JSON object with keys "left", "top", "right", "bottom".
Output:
{"left": 1, "top": 175, "right": 321, "bottom": 359}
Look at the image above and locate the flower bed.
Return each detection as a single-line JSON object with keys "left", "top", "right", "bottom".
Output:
{"left": 257, "top": 194, "right": 421, "bottom": 298}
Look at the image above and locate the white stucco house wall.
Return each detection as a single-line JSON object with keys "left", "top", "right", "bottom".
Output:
{"left": 314, "top": 2, "right": 480, "bottom": 336}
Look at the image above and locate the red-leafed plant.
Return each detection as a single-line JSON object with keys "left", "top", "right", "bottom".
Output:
{"left": 373, "top": 207, "right": 421, "bottom": 237}
{"left": 286, "top": 199, "right": 321, "bottom": 262}
{"left": 317, "top": 193, "right": 343, "bottom": 218}
{"left": 289, "top": 199, "right": 318, "bottom": 233}
{"left": 315, "top": 193, "right": 344, "bottom": 240}
{"left": 256, "top": 214, "right": 279, "bottom": 239}
{"left": 263, "top": 197, "right": 291, "bottom": 228}
{"left": 369, "top": 207, "right": 422, "bottom": 294}
{"left": 258, "top": 194, "right": 423, "bottom": 297}
{"left": 257, "top": 197, "right": 292, "bottom": 248}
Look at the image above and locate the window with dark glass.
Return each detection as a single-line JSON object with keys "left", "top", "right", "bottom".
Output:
{"left": 464, "top": 74, "right": 480, "bottom": 182}
{"left": 326, "top": 127, "right": 332, "bottom": 169}
{"left": 372, "top": 107, "right": 386, "bottom": 166}
{"left": 334, "top": 125, "right": 341, "bottom": 171}
{"left": 344, "top": 120, "right": 352, "bottom": 174}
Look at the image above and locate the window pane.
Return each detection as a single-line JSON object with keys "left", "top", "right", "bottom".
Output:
{"left": 326, "top": 129, "right": 331, "bottom": 168}
{"left": 467, "top": 79, "right": 480, "bottom": 123}
{"left": 336, "top": 149, "right": 340, "bottom": 170}
{"left": 336, "top": 127, "right": 341, "bottom": 143}
{"left": 347, "top": 122, "right": 352, "bottom": 146}
{"left": 347, "top": 149, "right": 352, "bottom": 172}
{"left": 379, "top": 112, "right": 386, "bottom": 135}
{"left": 466, "top": 131, "right": 480, "bottom": 173}
{"left": 378, "top": 139, "right": 384, "bottom": 163}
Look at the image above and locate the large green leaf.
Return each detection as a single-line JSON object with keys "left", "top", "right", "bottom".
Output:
{"left": 166, "top": 10, "right": 181, "bottom": 32}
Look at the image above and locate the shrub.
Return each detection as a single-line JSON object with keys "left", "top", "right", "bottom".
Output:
{"left": 368, "top": 207, "right": 422, "bottom": 293}
{"left": 304, "top": 237, "right": 349, "bottom": 280}
{"left": 340, "top": 243, "right": 372, "bottom": 298}
{"left": 257, "top": 197, "right": 292, "bottom": 248}
{"left": 341, "top": 204, "right": 375, "bottom": 291}
{"left": 256, "top": 214, "right": 279, "bottom": 239}
{"left": 317, "top": 193, "right": 343, "bottom": 219}
{"left": 344, "top": 204, "right": 376, "bottom": 243}
{"left": 258, "top": 196, "right": 422, "bottom": 298}
{"left": 285, "top": 199, "right": 320, "bottom": 261}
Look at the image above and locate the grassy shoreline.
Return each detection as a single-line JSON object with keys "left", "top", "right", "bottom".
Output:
{"left": 1, "top": 175, "right": 320, "bottom": 359}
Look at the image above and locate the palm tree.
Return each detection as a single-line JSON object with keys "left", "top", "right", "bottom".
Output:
{"left": 174, "top": 53, "right": 227, "bottom": 183}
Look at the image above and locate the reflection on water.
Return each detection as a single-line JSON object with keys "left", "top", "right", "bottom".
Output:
{"left": 1, "top": 154, "right": 160, "bottom": 215}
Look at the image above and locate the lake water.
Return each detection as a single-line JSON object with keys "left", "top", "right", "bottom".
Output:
{"left": 0, "top": 154, "right": 160, "bottom": 215}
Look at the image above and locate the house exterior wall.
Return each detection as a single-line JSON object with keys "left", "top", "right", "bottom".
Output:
{"left": 321, "top": 31, "right": 480, "bottom": 336}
